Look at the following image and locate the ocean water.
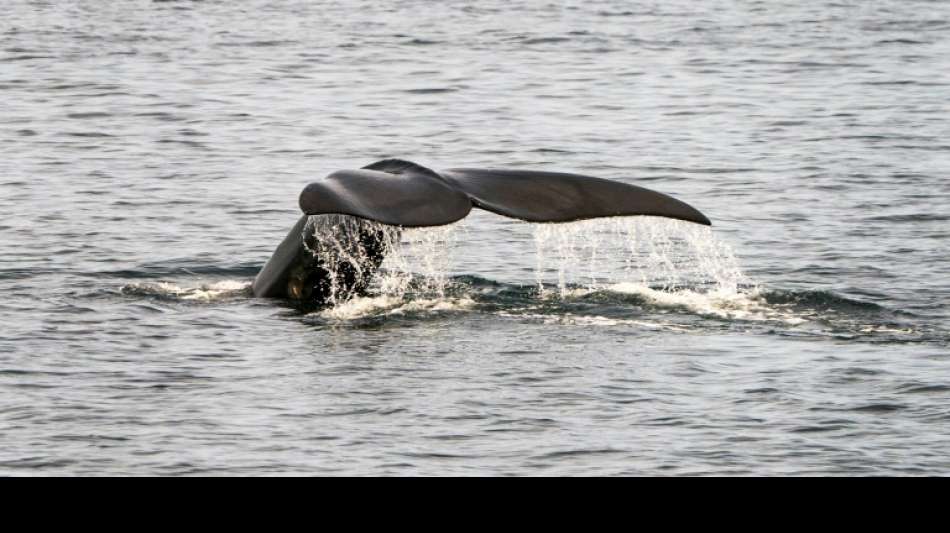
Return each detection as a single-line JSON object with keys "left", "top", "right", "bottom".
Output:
{"left": 1, "top": 0, "right": 949, "bottom": 475}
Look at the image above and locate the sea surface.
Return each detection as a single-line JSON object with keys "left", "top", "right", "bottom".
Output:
{"left": 2, "top": 0, "right": 949, "bottom": 476}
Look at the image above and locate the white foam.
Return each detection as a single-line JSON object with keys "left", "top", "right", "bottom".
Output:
{"left": 318, "top": 295, "right": 476, "bottom": 320}
{"left": 122, "top": 280, "right": 251, "bottom": 301}
{"left": 497, "top": 309, "right": 694, "bottom": 330}
{"left": 607, "top": 283, "right": 808, "bottom": 324}
{"left": 858, "top": 325, "right": 915, "bottom": 335}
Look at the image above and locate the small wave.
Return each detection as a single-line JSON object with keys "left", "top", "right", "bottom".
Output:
{"left": 760, "top": 289, "right": 885, "bottom": 311}
{"left": 876, "top": 39, "right": 928, "bottom": 45}
{"left": 316, "top": 295, "right": 477, "bottom": 321}
{"left": 217, "top": 40, "right": 300, "bottom": 48}
{"left": 62, "top": 131, "right": 115, "bottom": 138}
{"left": 896, "top": 383, "right": 950, "bottom": 395}
{"left": 0, "top": 55, "right": 55, "bottom": 62}
{"left": 66, "top": 112, "right": 112, "bottom": 119}
{"left": 496, "top": 309, "right": 692, "bottom": 330}
{"left": 521, "top": 36, "right": 572, "bottom": 45}
{"left": 866, "top": 214, "right": 950, "bottom": 223}
{"left": 121, "top": 280, "right": 251, "bottom": 302}
{"left": 403, "top": 38, "right": 443, "bottom": 46}
{"left": 96, "top": 263, "right": 261, "bottom": 279}
{"left": 605, "top": 283, "right": 807, "bottom": 324}
{"left": 404, "top": 87, "right": 460, "bottom": 94}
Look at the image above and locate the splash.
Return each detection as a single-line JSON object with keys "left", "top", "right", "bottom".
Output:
{"left": 303, "top": 214, "right": 465, "bottom": 312}
{"left": 533, "top": 217, "right": 749, "bottom": 295}
{"left": 302, "top": 214, "right": 770, "bottom": 322}
{"left": 527, "top": 217, "right": 805, "bottom": 322}
{"left": 305, "top": 214, "right": 748, "bottom": 309}
{"left": 303, "top": 215, "right": 398, "bottom": 306}
{"left": 305, "top": 214, "right": 776, "bottom": 324}
{"left": 374, "top": 221, "right": 464, "bottom": 299}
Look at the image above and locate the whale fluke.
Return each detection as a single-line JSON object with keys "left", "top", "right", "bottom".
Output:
{"left": 441, "top": 167, "right": 711, "bottom": 226}
{"left": 298, "top": 159, "right": 711, "bottom": 227}
{"left": 254, "top": 159, "right": 712, "bottom": 302}
{"left": 298, "top": 161, "right": 472, "bottom": 228}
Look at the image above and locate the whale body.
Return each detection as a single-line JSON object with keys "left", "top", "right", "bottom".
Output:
{"left": 253, "top": 159, "right": 711, "bottom": 304}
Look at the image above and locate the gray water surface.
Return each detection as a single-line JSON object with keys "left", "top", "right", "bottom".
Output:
{"left": 2, "top": 0, "right": 949, "bottom": 475}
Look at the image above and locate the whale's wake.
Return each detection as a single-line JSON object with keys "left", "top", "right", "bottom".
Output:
{"left": 115, "top": 216, "right": 929, "bottom": 342}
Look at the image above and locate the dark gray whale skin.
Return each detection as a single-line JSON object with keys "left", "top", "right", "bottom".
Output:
{"left": 253, "top": 159, "right": 711, "bottom": 302}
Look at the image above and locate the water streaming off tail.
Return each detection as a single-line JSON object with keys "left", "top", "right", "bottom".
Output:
{"left": 310, "top": 215, "right": 471, "bottom": 319}
{"left": 526, "top": 218, "right": 807, "bottom": 323}
{"left": 534, "top": 218, "right": 748, "bottom": 293}
{"left": 376, "top": 222, "right": 464, "bottom": 299}
{"left": 306, "top": 215, "right": 463, "bottom": 300}
{"left": 311, "top": 214, "right": 777, "bottom": 322}
{"left": 304, "top": 215, "right": 395, "bottom": 307}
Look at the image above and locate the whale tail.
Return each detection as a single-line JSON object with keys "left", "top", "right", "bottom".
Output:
{"left": 254, "top": 159, "right": 711, "bottom": 302}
